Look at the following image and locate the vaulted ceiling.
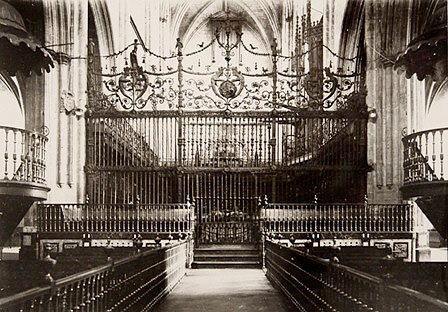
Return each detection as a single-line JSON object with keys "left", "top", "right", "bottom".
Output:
{"left": 170, "top": 0, "right": 285, "bottom": 51}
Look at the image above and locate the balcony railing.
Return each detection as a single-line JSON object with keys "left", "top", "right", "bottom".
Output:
{"left": 261, "top": 203, "right": 413, "bottom": 234}
{"left": 37, "top": 203, "right": 194, "bottom": 234}
{"left": 403, "top": 127, "right": 447, "bottom": 184}
{"left": 0, "top": 126, "right": 47, "bottom": 184}
{"left": 0, "top": 240, "right": 192, "bottom": 311}
{"left": 265, "top": 240, "right": 448, "bottom": 312}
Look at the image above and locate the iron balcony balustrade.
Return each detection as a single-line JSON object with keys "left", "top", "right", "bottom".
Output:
{"left": 261, "top": 203, "right": 413, "bottom": 237}
{"left": 36, "top": 202, "right": 195, "bottom": 236}
{"left": 0, "top": 240, "right": 192, "bottom": 312}
{"left": 36, "top": 201, "right": 412, "bottom": 238}
{"left": 264, "top": 240, "right": 448, "bottom": 312}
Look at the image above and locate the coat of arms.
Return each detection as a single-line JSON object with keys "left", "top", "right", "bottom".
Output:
{"left": 211, "top": 67, "right": 244, "bottom": 104}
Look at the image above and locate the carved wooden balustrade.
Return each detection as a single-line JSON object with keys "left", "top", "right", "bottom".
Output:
{"left": 265, "top": 240, "right": 448, "bottom": 312}
{"left": 37, "top": 203, "right": 194, "bottom": 234}
{"left": 0, "top": 126, "right": 49, "bottom": 245}
{"left": 261, "top": 203, "right": 413, "bottom": 235}
{"left": 0, "top": 125, "right": 47, "bottom": 184}
{"left": 0, "top": 240, "right": 192, "bottom": 312}
{"left": 403, "top": 127, "right": 447, "bottom": 184}
{"left": 401, "top": 128, "right": 448, "bottom": 240}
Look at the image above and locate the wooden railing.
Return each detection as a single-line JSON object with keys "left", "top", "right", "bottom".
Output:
{"left": 37, "top": 203, "right": 194, "bottom": 234}
{"left": 403, "top": 127, "right": 447, "bottom": 184}
{"left": 265, "top": 240, "right": 448, "bottom": 312}
{"left": 0, "top": 240, "right": 192, "bottom": 311}
{"left": 261, "top": 203, "right": 413, "bottom": 233}
{"left": 0, "top": 126, "right": 47, "bottom": 184}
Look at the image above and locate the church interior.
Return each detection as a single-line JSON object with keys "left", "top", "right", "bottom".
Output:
{"left": 0, "top": 0, "right": 447, "bottom": 311}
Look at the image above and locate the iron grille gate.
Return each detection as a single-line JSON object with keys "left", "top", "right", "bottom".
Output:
{"left": 85, "top": 15, "right": 368, "bottom": 244}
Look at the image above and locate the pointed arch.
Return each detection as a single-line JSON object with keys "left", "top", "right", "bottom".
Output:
{"left": 170, "top": 0, "right": 281, "bottom": 50}
{"left": 338, "top": 0, "right": 365, "bottom": 69}
{"left": 88, "top": 0, "right": 115, "bottom": 65}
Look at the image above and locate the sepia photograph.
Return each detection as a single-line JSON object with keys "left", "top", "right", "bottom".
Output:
{"left": 0, "top": 0, "right": 447, "bottom": 311}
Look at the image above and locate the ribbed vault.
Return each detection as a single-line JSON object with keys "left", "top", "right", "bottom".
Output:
{"left": 171, "top": 0, "right": 282, "bottom": 52}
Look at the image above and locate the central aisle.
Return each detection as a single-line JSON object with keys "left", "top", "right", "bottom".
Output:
{"left": 154, "top": 269, "right": 295, "bottom": 312}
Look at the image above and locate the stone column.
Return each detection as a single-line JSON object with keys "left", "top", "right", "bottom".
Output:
{"left": 73, "top": 0, "right": 88, "bottom": 203}
{"left": 42, "top": 0, "right": 89, "bottom": 203}
{"left": 364, "top": 0, "right": 409, "bottom": 203}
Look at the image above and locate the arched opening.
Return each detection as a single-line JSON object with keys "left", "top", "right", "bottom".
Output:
{"left": 88, "top": 0, "right": 115, "bottom": 71}
{"left": 0, "top": 74, "right": 24, "bottom": 129}
{"left": 0, "top": 73, "right": 25, "bottom": 180}
{"left": 425, "top": 78, "right": 448, "bottom": 130}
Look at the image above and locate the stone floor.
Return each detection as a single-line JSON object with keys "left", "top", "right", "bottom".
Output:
{"left": 154, "top": 269, "right": 296, "bottom": 312}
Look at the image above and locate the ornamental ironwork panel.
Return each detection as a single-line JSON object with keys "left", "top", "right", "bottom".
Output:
{"left": 86, "top": 11, "right": 365, "bottom": 113}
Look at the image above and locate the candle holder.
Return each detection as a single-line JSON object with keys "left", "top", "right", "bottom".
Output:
{"left": 103, "top": 239, "right": 114, "bottom": 262}
{"left": 154, "top": 235, "right": 162, "bottom": 247}
{"left": 134, "top": 234, "right": 143, "bottom": 253}
{"left": 41, "top": 244, "right": 57, "bottom": 284}
{"left": 288, "top": 234, "right": 296, "bottom": 245}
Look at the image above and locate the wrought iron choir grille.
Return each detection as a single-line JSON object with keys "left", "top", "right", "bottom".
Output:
{"left": 85, "top": 13, "right": 368, "bottom": 244}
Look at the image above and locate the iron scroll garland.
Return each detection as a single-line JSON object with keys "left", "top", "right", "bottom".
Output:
{"left": 86, "top": 35, "right": 363, "bottom": 113}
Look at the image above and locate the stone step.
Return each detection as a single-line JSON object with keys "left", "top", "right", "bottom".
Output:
{"left": 194, "top": 254, "right": 259, "bottom": 262}
{"left": 194, "top": 249, "right": 259, "bottom": 256}
{"left": 192, "top": 261, "right": 261, "bottom": 269}
{"left": 193, "top": 244, "right": 260, "bottom": 268}
{"left": 195, "top": 244, "right": 259, "bottom": 255}
{"left": 195, "top": 244, "right": 258, "bottom": 250}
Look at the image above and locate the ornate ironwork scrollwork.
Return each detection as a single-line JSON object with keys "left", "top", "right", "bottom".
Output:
{"left": 87, "top": 11, "right": 364, "bottom": 113}
{"left": 322, "top": 68, "right": 361, "bottom": 110}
